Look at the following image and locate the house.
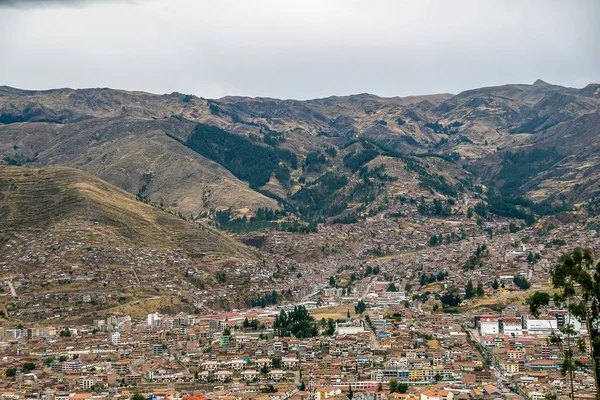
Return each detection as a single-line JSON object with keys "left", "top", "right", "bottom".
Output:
{"left": 268, "top": 369, "right": 285, "bottom": 381}
{"left": 420, "top": 389, "right": 454, "bottom": 400}
{"left": 241, "top": 369, "right": 259, "bottom": 381}
{"left": 483, "top": 385, "right": 502, "bottom": 396}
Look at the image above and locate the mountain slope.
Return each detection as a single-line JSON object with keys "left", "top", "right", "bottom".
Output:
{"left": 0, "top": 166, "right": 260, "bottom": 322}
{"left": 0, "top": 166, "right": 253, "bottom": 258}
{"left": 1, "top": 81, "right": 599, "bottom": 222}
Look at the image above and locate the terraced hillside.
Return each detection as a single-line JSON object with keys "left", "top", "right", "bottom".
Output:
{"left": 0, "top": 167, "right": 262, "bottom": 322}
{"left": 0, "top": 166, "right": 254, "bottom": 259}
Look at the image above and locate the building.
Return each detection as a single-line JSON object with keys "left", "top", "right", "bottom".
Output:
{"left": 479, "top": 317, "right": 499, "bottom": 335}
{"left": 111, "top": 332, "right": 121, "bottom": 346}
{"left": 153, "top": 343, "right": 165, "bottom": 356}
{"left": 524, "top": 316, "right": 557, "bottom": 335}
{"left": 147, "top": 313, "right": 160, "bottom": 328}
{"left": 501, "top": 318, "right": 523, "bottom": 337}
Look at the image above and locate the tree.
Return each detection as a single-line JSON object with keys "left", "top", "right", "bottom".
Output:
{"left": 262, "top": 385, "right": 277, "bottom": 393}
{"left": 434, "top": 373, "right": 442, "bottom": 382}
{"left": 513, "top": 275, "right": 530, "bottom": 290}
{"left": 389, "top": 379, "right": 399, "bottom": 393}
{"left": 59, "top": 328, "right": 71, "bottom": 337}
{"left": 387, "top": 283, "right": 398, "bottom": 292}
{"left": 5, "top": 368, "right": 17, "bottom": 377}
{"left": 465, "top": 280, "right": 475, "bottom": 299}
{"left": 347, "top": 309, "right": 351, "bottom": 318}
{"left": 476, "top": 282, "right": 484, "bottom": 297}
{"left": 355, "top": 300, "right": 367, "bottom": 314}
{"left": 272, "top": 357, "right": 282, "bottom": 369}
{"left": 329, "top": 276, "right": 336, "bottom": 287}
{"left": 398, "top": 382, "right": 409, "bottom": 394}
{"left": 528, "top": 248, "right": 600, "bottom": 399}
{"left": 491, "top": 278, "right": 499, "bottom": 290}
{"left": 440, "top": 290, "right": 461, "bottom": 307}
{"left": 404, "top": 283, "right": 412, "bottom": 293}
{"left": 22, "top": 363, "right": 36, "bottom": 372}
{"left": 131, "top": 393, "right": 144, "bottom": 400}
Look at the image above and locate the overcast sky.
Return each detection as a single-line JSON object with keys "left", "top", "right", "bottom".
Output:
{"left": 1, "top": 0, "right": 599, "bottom": 99}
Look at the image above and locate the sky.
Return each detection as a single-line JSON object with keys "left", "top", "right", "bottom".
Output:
{"left": 1, "top": 0, "right": 599, "bottom": 100}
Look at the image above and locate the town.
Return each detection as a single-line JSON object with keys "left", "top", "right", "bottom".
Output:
{"left": 2, "top": 203, "right": 599, "bottom": 400}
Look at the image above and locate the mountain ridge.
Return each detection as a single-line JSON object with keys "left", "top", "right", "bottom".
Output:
{"left": 1, "top": 80, "right": 599, "bottom": 222}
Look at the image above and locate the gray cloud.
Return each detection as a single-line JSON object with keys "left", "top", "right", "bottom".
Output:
{"left": 0, "top": 0, "right": 599, "bottom": 99}
{"left": 0, "top": 0, "right": 131, "bottom": 7}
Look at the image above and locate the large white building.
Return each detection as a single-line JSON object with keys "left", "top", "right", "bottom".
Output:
{"left": 479, "top": 317, "right": 499, "bottom": 335}
{"left": 501, "top": 318, "right": 523, "bottom": 337}
{"left": 524, "top": 316, "right": 557, "bottom": 335}
{"left": 147, "top": 313, "right": 160, "bottom": 328}
{"left": 111, "top": 332, "right": 121, "bottom": 346}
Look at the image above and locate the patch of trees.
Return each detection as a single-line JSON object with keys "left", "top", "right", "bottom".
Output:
{"left": 363, "top": 265, "right": 380, "bottom": 277}
{"left": 273, "top": 306, "right": 318, "bottom": 338}
{"left": 429, "top": 231, "right": 466, "bottom": 246}
{"left": 331, "top": 213, "right": 359, "bottom": 224}
{"left": 359, "top": 164, "right": 397, "bottom": 182}
{"left": 355, "top": 300, "right": 367, "bottom": 314}
{"left": 496, "top": 147, "right": 563, "bottom": 197}
{"left": 420, "top": 271, "right": 446, "bottom": 285}
{"left": 440, "top": 289, "right": 462, "bottom": 307}
{"left": 262, "top": 129, "right": 286, "bottom": 146}
{"left": 513, "top": 275, "right": 531, "bottom": 290}
{"left": 465, "top": 280, "right": 484, "bottom": 299}
{"left": 181, "top": 123, "right": 297, "bottom": 189}
{"left": 418, "top": 173, "right": 457, "bottom": 197}
{"left": 0, "top": 107, "right": 66, "bottom": 124}
{"left": 319, "top": 318, "right": 337, "bottom": 336}
{"left": 2, "top": 152, "right": 39, "bottom": 166}
{"left": 207, "top": 100, "right": 221, "bottom": 116}
{"left": 215, "top": 271, "right": 227, "bottom": 284}
{"left": 425, "top": 120, "right": 462, "bottom": 135}
{"left": 325, "top": 147, "right": 338, "bottom": 157}
{"left": 463, "top": 244, "right": 488, "bottom": 271}
{"left": 586, "top": 197, "right": 600, "bottom": 216}
{"left": 414, "top": 152, "right": 461, "bottom": 163}
{"left": 343, "top": 149, "right": 379, "bottom": 172}
{"left": 292, "top": 172, "right": 349, "bottom": 219}
{"left": 527, "top": 252, "right": 541, "bottom": 264}
{"left": 213, "top": 207, "right": 317, "bottom": 234}
{"left": 389, "top": 379, "right": 409, "bottom": 393}
{"left": 181, "top": 94, "right": 195, "bottom": 103}
{"left": 418, "top": 198, "right": 453, "bottom": 217}
{"left": 248, "top": 290, "right": 291, "bottom": 308}
{"left": 304, "top": 151, "right": 328, "bottom": 172}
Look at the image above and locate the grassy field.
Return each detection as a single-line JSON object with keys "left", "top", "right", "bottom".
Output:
{"left": 311, "top": 305, "right": 358, "bottom": 321}
{"left": 461, "top": 283, "right": 555, "bottom": 311}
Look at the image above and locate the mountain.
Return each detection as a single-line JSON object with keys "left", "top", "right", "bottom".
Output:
{"left": 1, "top": 81, "right": 599, "bottom": 225}
{"left": 0, "top": 166, "right": 258, "bottom": 322}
